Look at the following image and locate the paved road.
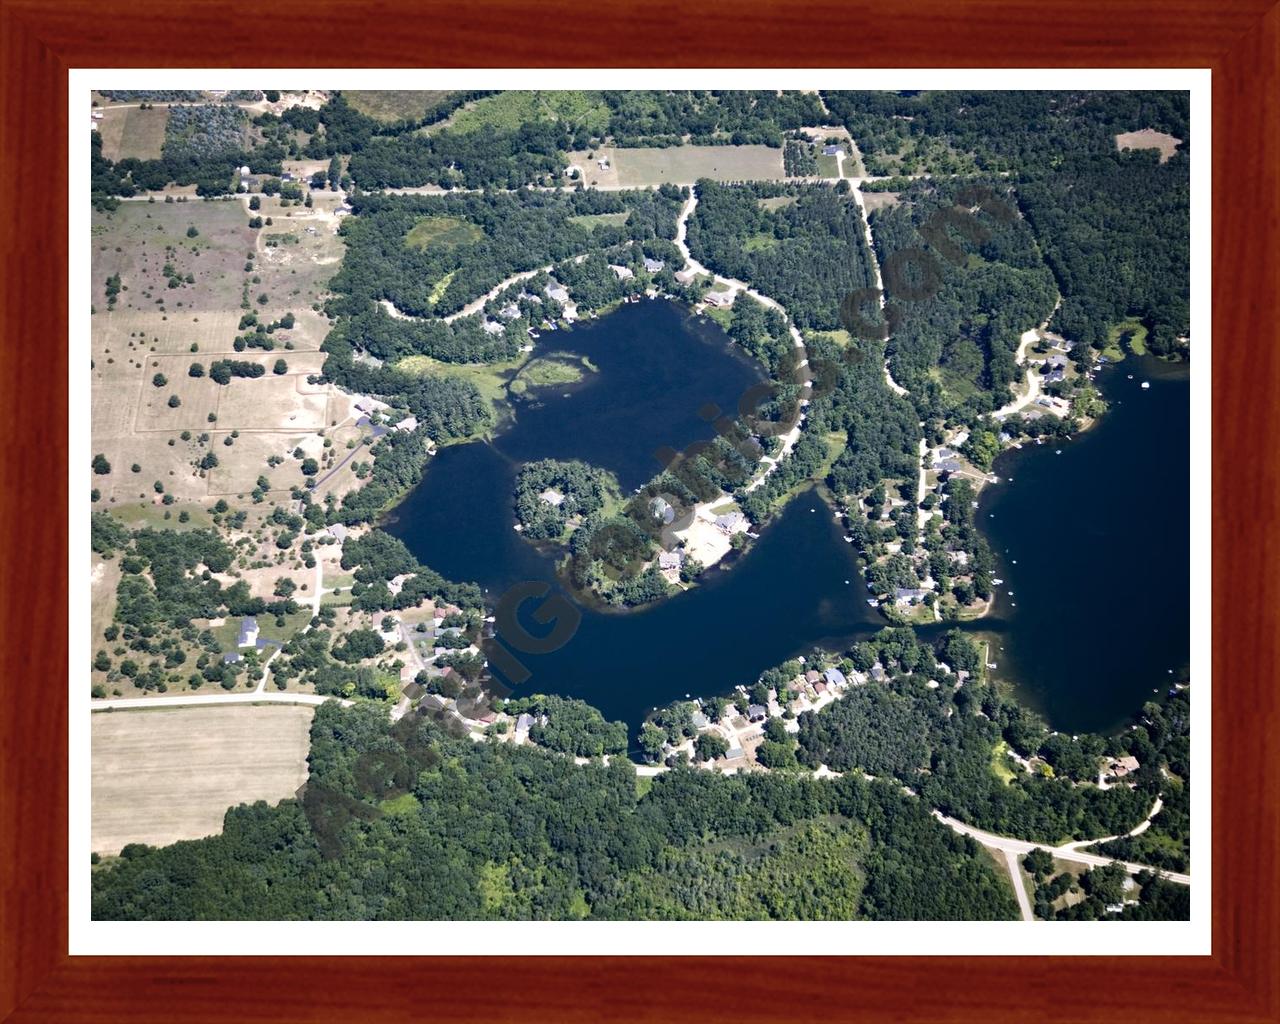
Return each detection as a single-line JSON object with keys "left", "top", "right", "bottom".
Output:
{"left": 933, "top": 808, "right": 1191, "bottom": 886}
{"left": 1004, "top": 848, "right": 1036, "bottom": 921}
{"left": 672, "top": 192, "right": 811, "bottom": 494}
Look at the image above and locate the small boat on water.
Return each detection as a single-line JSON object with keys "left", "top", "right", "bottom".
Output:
{"left": 1141, "top": 381, "right": 1151, "bottom": 389}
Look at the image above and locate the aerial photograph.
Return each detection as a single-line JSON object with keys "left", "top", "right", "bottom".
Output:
{"left": 86, "top": 87, "right": 1191, "bottom": 923}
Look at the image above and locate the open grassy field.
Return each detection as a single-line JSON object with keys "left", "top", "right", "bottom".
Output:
{"left": 97, "top": 105, "right": 169, "bottom": 161}
{"left": 1114, "top": 129, "right": 1182, "bottom": 163}
{"left": 91, "top": 704, "right": 314, "bottom": 854}
{"left": 344, "top": 90, "right": 453, "bottom": 123}
{"left": 567, "top": 212, "right": 631, "bottom": 230}
{"left": 405, "top": 214, "right": 484, "bottom": 251}
{"left": 816, "top": 154, "right": 840, "bottom": 178}
{"left": 92, "top": 199, "right": 255, "bottom": 314}
{"left": 567, "top": 145, "right": 785, "bottom": 188}
{"left": 756, "top": 196, "right": 797, "bottom": 212}
{"left": 860, "top": 190, "right": 901, "bottom": 213}
{"left": 743, "top": 231, "right": 778, "bottom": 253}
{"left": 436, "top": 91, "right": 609, "bottom": 136}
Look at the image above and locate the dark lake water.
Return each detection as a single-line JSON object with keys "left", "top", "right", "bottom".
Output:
{"left": 387, "top": 299, "right": 1189, "bottom": 737}
{"left": 977, "top": 353, "right": 1190, "bottom": 733}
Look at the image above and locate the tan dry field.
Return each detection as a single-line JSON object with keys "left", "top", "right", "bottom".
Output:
{"left": 860, "top": 191, "right": 901, "bottom": 213}
{"left": 91, "top": 704, "right": 314, "bottom": 854}
{"left": 97, "top": 105, "right": 169, "bottom": 161}
{"left": 1114, "top": 129, "right": 1182, "bottom": 163}
{"left": 344, "top": 90, "right": 452, "bottom": 123}
{"left": 91, "top": 197, "right": 368, "bottom": 506}
{"left": 567, "top": 145, "right": 786, "bottom": 188}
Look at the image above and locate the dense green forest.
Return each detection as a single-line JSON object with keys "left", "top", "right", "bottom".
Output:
{"left": 331, "top": 187, "right": 682, "bottom": 323}
{"left": 92, "top": 701, "right": 1016, "bottom": 921}
{"left": 824, "top": 91, "right": 1190, "bottom": 352}
{"left": 795, "top": 628, "right": 1190, "bottom": 856}
{"left": 598, "top": 90, "right": 825, "bottom": 147}
{"left": 867, "top": 178, "right": 1059, "bottom": 421}
{"left": 686, "top": 181, "right": 878, "bottom": 331}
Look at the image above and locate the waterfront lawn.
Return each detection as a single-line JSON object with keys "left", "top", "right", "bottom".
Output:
{"left": 1105, "top": 316, "right": 1149, "bottom": 359}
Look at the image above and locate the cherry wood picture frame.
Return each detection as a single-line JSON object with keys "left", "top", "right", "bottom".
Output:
{"left": 2, "top": 1, "right": 1276, "bottom": 1020}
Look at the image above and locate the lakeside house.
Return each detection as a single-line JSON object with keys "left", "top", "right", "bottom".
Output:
{"left": 482, "top": 320, "right": 505, "bottom": 336}
{"left": 704, "top": 290, "right": 736, "bottom": 309}
{"left": 545, "top": 284, "right": 570, "bottom": 304}
{"left": 609, "top": 264, "right": 634, "bottom": 280}
{"left": 394, "top": 415, "right": 419, "bottom": 433}
{"left": 539, "top": 488, "right": 565, "bottom": 507}
{"left": 499, "top": 303, "right": 521, "bottom": 320}
{"left": 675, "top": 268, "right": 699, "bottom": 285}
{"left": 804, "top": 669, "right": 821, "bottom": 685}
{"left": 1108, "top": 755, "right": 1141, "bottom": 779}
{"left": 714, "top": 511, "right": 748, "bottom": 534}
{"left": 747, "top": 704, "right": 768, "bottom": 722}
{"left": 657, "top": 549, "right": 684, "bottom": 571}
{"left": 823, "top": 667, "right": 847, "bottom": 687}
{"left": 894, "top": 588, "right": 929, "bottom": 607}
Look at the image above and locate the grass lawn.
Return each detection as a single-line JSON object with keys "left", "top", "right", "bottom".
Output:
{"left": 427, "top": 269, "right": 457, "bottom": 307}
{"left": 702, "top": 306, "right": 733, "bottom": 329}
{"left": 379, "top": 792, "right": 422, "bottom": 816}
{"left": 805, "top": 328, "right": 854, "bottom": 349}
{"left": 404, "top": 215, "right": 484, "bottom": 252}
{"left": 816, "top": 154, "right": 841, "bottom": 178}
{"left": 109, "top": 502, "right": 213, "bottom": 531}
{"left": 211, "top": 607, "right": 313, "bottom": 654}
{"left": 991, "top": 740, "right": 1017, "bottom": 784}
{"left": 743, "top": 232, "right": 778, "bottom": 253}
{"left": 344, "top": 90, "right": 453, "bottom": 123}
